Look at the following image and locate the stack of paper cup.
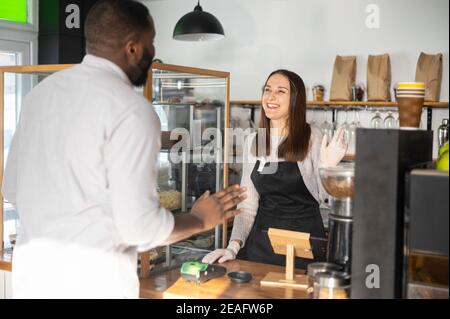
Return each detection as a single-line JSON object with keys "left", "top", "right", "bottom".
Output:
{"left": 396, "top": 82, "right": 426, "bottom": 129}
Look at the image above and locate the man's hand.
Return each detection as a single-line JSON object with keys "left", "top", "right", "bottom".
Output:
{"left": 160, "top": 185, "right": 246, "bottom": 246}
{"left": 191, "top": 184, "right": 247, "bottom": 231}
{"left": 320, "top": 127, "right": 347, "bottom": 168}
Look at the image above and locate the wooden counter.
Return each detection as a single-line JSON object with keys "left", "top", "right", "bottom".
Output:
{"left": 139, "top": 259, "right": 308, "bottom": 299}
{"left": 0, "top": 249, "right": 12, "bottom": 272}
{"left": 3, "top": 249, "right": 308, "bottom": 299}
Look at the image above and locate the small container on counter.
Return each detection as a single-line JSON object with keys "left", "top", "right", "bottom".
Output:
{"left": 306, "top": 262, "right": 343, "bottom": 298}
{"left": 313, "top": 271, "right": 351, "bottom": 299}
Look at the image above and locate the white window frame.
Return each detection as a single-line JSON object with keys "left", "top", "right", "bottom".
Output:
{"left": 0, "top": 0, "right": 39, "bottom": 33}
{"left": 0, "top": 33, "right": 36, "bottom": 64}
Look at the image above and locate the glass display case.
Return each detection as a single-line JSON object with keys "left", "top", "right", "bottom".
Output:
{"left": 142, "top": 63, "right": 230, "bottom": 276}
{"left": 0, "top": 63, "right": 231, "bottom": 277}
{"left": 150, "top": 63, "right": 229, "bottom": 211}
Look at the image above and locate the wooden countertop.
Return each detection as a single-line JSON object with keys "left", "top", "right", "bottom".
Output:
{"left": 139, "top": 259, "right": 308, "bottom": 299}
{"left": 2, "top": 249, "right": 308, "bottom": 299}
{"left": 0, "top": 249, "right": 12, "bottom": 272}
{"left": 2, "top": 250, "right": 308, "bottom": 298}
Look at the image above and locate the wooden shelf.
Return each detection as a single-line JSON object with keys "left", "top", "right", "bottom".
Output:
{"left": 231, "top": 100, "right": 262, "bottom": 106}
{"left": 231, "top": 100, "right": 449, "bottom": 109}
{"left": 307, "top": 101, "right": 449, "bottom": 108}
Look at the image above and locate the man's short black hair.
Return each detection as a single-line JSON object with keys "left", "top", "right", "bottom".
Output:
{"left": 85, "top": 0, "right": 152, "bottom": 53}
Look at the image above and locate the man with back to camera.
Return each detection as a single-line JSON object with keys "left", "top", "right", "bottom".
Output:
{"left": 2, "top": 0, "right": 246, "bottom": 298}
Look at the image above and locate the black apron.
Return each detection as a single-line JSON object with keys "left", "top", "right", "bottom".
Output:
{"left": 238, "top": 160, "right": 326, "bottom": 269}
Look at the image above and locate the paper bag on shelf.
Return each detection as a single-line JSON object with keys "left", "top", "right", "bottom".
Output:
{"left": 415, "top": 52, "right": 443, "bottom": 102}
{"left": 330, "top": 55, "right": 356, "bottom": 101}
{"left": 367, "top": 53, "right": 392, "bottom": 101}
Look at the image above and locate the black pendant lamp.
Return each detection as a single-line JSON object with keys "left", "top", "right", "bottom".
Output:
{"left": 173, "top": 1, "right": 225, "bottom": 41}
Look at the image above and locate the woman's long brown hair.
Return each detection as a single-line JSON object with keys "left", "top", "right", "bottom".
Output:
{"left": 257, "top": 69, "right": 311, "bottom": 162}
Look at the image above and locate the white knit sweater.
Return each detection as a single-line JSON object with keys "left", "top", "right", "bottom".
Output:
{"left": 229, "top": 127, "right": 328, "bottom": 248}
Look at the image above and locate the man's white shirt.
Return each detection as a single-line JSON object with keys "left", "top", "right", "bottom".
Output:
{"left": 2, "top": 55, "right": 174, "bottom": 298}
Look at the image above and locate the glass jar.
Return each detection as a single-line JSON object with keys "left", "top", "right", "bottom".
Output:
{"left": 313, "top": 271, "right": 351, "bottom": 299}
{"left": 351, "top": 83, "right": 365, "bottom": 101}
{"left": 312, "top": 85, "right": 325, "bottom": 101}
{"left": 306, "top": 262, "right": 343, "bottom": 298}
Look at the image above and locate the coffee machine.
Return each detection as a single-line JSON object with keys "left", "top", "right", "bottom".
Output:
{"left": 350, "top": 128, "right": 446, "bottom": 298}
{"left": 319, "top": 164, "right": 355, "bottom": 274}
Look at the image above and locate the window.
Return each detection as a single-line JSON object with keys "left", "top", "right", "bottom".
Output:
{"left": 0, "top": 0, "right": 37, "bottom": 32}
{"left": 0, "top": 0, "right": 28, "bottom": 24}
{"left": 1, "top": 0, "right": 37, "bottom": 248}
{"left": 1, "top": 41, "right": 32, "bottom": 248}
{"left": 1, "top": 52, "right": 20, "bottom": 154}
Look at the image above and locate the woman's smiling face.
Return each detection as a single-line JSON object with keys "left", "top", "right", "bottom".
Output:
{"left": 262, "top": 73, "right": 291, "bottom": 123}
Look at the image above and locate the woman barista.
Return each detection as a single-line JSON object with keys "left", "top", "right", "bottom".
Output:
{"left": 202, "top": 69, "right": 347, "bottom": 268}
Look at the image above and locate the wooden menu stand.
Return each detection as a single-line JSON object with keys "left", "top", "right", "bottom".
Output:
{"left": 260, "top": 228, "right": 313, "bottom": 290}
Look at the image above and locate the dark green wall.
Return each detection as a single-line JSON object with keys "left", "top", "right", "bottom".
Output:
{"left": 38, "top": 0, "right": 98, "bottom": 64}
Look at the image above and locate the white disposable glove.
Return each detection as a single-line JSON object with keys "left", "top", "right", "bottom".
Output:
{"left": 201, "top": 241, "right": 241, "bottom": 264}
{"left": 320, "top": 127, "right": 348, "bottom": 167}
